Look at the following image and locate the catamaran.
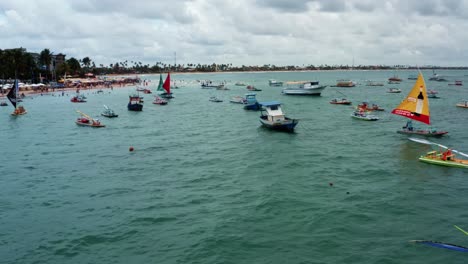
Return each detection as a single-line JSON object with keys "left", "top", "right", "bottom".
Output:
{"left": 391, "top": 72, "right": 448, "bottom": 137}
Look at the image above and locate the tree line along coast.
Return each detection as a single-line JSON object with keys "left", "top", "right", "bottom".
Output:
{"left": 2, "top": 47, "right": 468, "bottom": 85}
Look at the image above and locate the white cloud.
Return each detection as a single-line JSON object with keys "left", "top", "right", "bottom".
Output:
{"left": 1, "top": 0, "right": 468, "bottom": 66}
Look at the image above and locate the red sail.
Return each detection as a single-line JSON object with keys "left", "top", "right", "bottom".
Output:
{"left": 163, "top": 72, "right": 171, "bottom": 94}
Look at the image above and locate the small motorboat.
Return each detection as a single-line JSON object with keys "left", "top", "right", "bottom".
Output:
{"left": 246, "top": 85, "right": 262, "bottom": 91}
{"left": 259, "top": 101, "right": 298, "bottom": 132}
{"left": 388, "top": 76, "right": 402, "bottom": 82}
{"left": 428, "top": 90, "right": 440, "bottom": 99}
{"left": 229, "top": 96, "right": 247, "bottom": 104}
{"left": 365, "top": 80, "right": 384, "bottom": 86}
{"left": 330, "top": 98, "right": 352, "bottom": 105}
{"left": 0, "top": 101, "right": 8, "bottom": 106}
{"left": 70, "top": 95, "right": 86, "bottom": 103}
{"left": 456, "top": 100, "right": 468, "bottom": 108}
{"left": 244, "top": 93, "right": 261, "bottom": 110}
{"left": 143, "top": 89, "right": 152, "bottom": 94}
{"left": 282, "top": 81, "right": 327, "bottom": 95}
{"left": 358, "top": 102, "right": 384, "bottom": 111}
{"left": 387, "top": 88, "right": 401, "bottom": 93}
{"left": 351, "top": 111, "right": 379, "bottom": 121}
{"left": 449, "top": 80, "right": 463, "bottom": 86}
{"left": 128, "top": 95, "right": 143, "bottom": 111}
{"left": 209, "top": 96, "right": 223, "bottom": 102}
{"left": 153, "top": 96, "right": 168, "bottom": 105}
{"left": 101, "top": 105, "right": 118, "bottom": 118}
{"left": 268, "top": 79, "right": 283, "bottom": 87}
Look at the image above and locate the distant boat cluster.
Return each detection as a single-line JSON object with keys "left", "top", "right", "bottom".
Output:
{"left": 5, "top": 70, "right": 468, "bottom": 169}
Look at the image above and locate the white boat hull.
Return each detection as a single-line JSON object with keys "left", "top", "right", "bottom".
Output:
{"left": 282, "top": 86, "right": 326, "bottom": 95}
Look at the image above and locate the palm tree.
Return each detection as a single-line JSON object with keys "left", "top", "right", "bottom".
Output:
{"left": 40, "top": 48, "right": 53, "bottom": 80}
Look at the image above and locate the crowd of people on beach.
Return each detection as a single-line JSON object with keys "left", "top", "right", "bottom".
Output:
{"left": 0, "top": 76, "right": 141, "bottom": 97}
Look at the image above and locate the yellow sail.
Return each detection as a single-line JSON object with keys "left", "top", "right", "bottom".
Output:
{"left": 391, "top": 73, "right": 430, "bottom": 125}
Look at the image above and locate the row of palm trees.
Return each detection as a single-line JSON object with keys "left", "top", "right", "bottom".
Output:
{"left": 2, "top": 47, "right": 467, "bottom": 83}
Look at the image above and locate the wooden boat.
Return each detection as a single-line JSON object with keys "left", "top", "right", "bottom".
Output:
{"left": 7, "top": 80, "right": 27, "bottom": 116}
{"left": 101, "top": 105, "right": 118, "bottom": 118}
{"left": 75, "top": 110, "right": 105, "bottom": 127}
{"left": 243, "top": 93, "right": 261, "bottom": 110}
{"left": 391, "top": 73, "right": 448, "bottom": 137}
{"left": 259, "top": 101, "right": 298, "bottom": 132}
{"left": 209, "top": 96, "right": 223, "bottom": 102}
{"left": 330, "top": 98, "right": 352, "bottom": 105}
{"left": 456, "top": 100, "right": 468, "bottom": 108}
{"left": 351, "top": 111, "right": 379, "bottom": 121}
{"left": 282, "top": 81, "right": 327, "bottom": 95}
{"left": 409, "top": 138, "right": 468, "bottom": 168}
{"left": 153, "top": 96, "right": 168, "bottom": 105}
{"left": 397, "top": 121, "right": 447, "bottom": 137}
{"left": 387, "top": 88, "right": 401, "bottom": 93}
{"left": 334, "top": 80, "right": 355, "bottom": 87}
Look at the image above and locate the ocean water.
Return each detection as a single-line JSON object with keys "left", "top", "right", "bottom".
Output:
{"left": 1, "top": 70, "right": 468, "bottom": 263}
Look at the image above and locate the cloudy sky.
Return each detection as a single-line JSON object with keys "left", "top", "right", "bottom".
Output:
{"left": 1, "top": 0, "right": 468, "bottom": 67}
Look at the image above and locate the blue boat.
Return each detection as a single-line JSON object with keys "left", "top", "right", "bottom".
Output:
{"left": 259, "top": 101, "right": 298, "bottom": 132}
{"left": 243, "top": 93, "right": 261, "bottom": 111}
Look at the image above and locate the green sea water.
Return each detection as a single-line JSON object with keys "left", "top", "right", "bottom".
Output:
{"left": 1, "top": 70, "right": 468, "bottom": 263}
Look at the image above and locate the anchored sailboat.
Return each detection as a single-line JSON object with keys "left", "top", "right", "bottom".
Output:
{"left": 391, "top": 72, "right": 448, "bottom": 137}
{"left": 160, "top": 72, "right": 174, "bottom": 99}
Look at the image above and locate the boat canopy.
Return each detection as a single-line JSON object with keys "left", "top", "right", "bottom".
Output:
{"left": 260, "top": 101, "right": 281, "bottom": 107}
{"left": 285, "top": 81, "right": 317, "bottom": 85}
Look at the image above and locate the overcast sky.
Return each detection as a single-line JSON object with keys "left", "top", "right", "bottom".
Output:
{"left": 1, "top": 0, "right": 468, "bottom": 67}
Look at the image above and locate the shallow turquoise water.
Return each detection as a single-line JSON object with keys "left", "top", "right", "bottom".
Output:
{"left": 1, "top": 70, "right": 468, "bottom": 263}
